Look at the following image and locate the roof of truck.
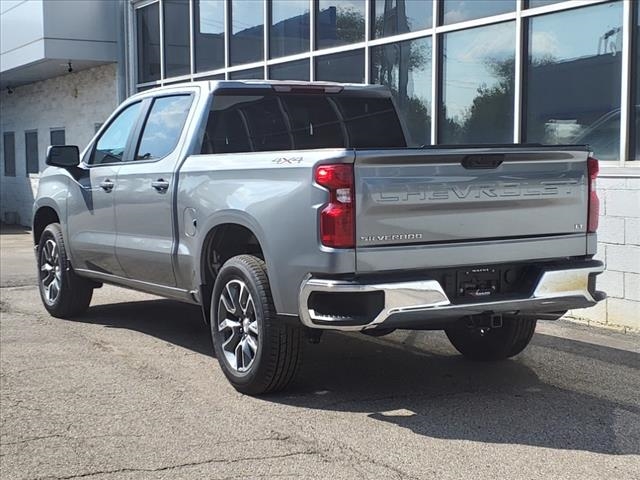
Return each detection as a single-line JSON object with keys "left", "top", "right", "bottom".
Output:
{"left": 135, "top": 80, "right": 391, "bottom": 96}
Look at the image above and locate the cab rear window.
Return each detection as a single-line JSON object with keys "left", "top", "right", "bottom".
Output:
{"left": 201, "top": 92, "right": 406, "bottom": 154}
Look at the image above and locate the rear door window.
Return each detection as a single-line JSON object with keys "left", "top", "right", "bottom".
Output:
{"left": 135, "top": 95, "right": 193, "bottom": 161}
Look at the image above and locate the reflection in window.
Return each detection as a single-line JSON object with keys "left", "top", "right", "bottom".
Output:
{"left": 317, "top": 0, "right": 365, "bottom": 49}
{"left": 315, "top": 50, "right": 365, "bottom": 83}
{"left": 195, "top": 0, "right": 225, "bottom": 72}
{"left": 525, "top": 2, "right": 623, "bottom": 160}
{"left": 442, "top": 0, "right": 514, "bottom": 25}
{"left": 137, "top": 3, "right": 160, "bottom": 83}
{"left": 200, "top": 73, "right": 225, "bottom": 80}
{"left": 136, "top": 96, "right": 192, "bottom": 160}
{"left": 91, "top": 103, "right": 141, "bottom": 165}
{"left": 229, "top": 68, "right": 264, "bottom": 80}
{"left": 372, "top": 37, "right": 431, "bottom": 146}
{"left": 270, "top": 0, "right": 310, "bottom": 58}
{"left": 373, "top": 0, "right": 432, "bottom": 39}
{"left": 163, "top": 0, "right": 190, "bottom": 77}
{"left": 269, "top": 60, "right": 310, "bottom": 81}
{"left": 230, "top": 0, "right": 264, "bottom": 66}
{"left": 440, "top": 22, "right": 515, "bottom": 144}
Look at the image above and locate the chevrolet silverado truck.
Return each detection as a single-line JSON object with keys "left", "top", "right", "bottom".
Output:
{"left": 34, "top": 80, "right": 605, "bottom": 394}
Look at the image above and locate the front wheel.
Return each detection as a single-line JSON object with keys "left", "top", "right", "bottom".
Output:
{"left": 210, "top": 255, "right": 302, "bottom": 395}
{"left": 445, "top": 316, "right": 537, "bottom": 361}
{"left": 37, "top": 223, "right": 93, "bottom": 318}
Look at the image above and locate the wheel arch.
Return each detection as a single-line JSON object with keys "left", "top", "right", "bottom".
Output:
{"left": 32, "top": 205, "right": 61, "bottom": 247}
{"left": 197, "top": 214, "right": 271, "bottom": 323}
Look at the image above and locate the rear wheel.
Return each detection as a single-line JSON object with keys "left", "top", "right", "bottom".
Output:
{"left": 445, "top": 315, "right": 537, "bottom": 361}
{"left": 210, "top": 255, "right": 302, "bottom": 394}
{"left": 37, "top": 223, "right": 93, "bottom": 318}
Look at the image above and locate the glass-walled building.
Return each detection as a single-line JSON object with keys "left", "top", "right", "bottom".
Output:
{"left": 131, "top": 0, "right": 639, "bottom": 168}
{"left": 128, "top": 0, "right": 639, "bottom": 329}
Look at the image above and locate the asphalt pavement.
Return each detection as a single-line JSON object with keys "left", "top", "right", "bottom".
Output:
{"left": 1, "top": 225, "right": 639, "bottom": 479}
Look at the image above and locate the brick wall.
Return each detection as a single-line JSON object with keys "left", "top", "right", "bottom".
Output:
{"left": 569, "top": 176, "right": 640, "bottom": 332}
{"left": 0, "top": 64, "right": 118, "bottom": 226}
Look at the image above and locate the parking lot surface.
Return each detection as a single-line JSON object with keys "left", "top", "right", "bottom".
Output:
{"left": 1, "top": 226, "right": 639, "bottom": 479}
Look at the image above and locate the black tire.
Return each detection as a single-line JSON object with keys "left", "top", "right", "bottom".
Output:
{"left": 445, "top": 316, "right": 537, "bottom": 361}
{"left": 37, "top": 223, "right": 93, "bottom": 318}
{"left": 210, "top": 255, "right": 302, "bottom": 395}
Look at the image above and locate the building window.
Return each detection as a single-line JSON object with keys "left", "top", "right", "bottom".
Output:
{"left": 194, "top": 0, "right": 225, "bottom": 72}
{"left": 163, "top": 0, "right": 190, "bottom": 77}
{"left": 524, "top": 2, "right": 623, "bottom": 161}
{"left": 137, "top": 2, "right": 161, "bottom": 83}
{"left": 269, "top": 59, "right": 310, "bottom": 81}
{"left": 229, "top": 67, "right": 264, "bottom": 80}
{"left": 50, "top": 129, "right": 65, "bottom": 146}
{"left": 440, "top": 21, "right": 515, "bottom": 144}
{"left": 634, "top": 2, "right": 640, "bottom": 160}
{"left": 199, "top": 73, "right": 226, "bottom": 80}
{"left": 25, "top": 131, "right": 39, "bottom": 175}
{"left": 372, "top": 0, "right": 432, "bottom": 39}
{"left": 315, "top": 49, "right": 365, "bottom": 83}
{"left": 317, "top": 0, "right": 365, "bottom": 50}
{"left": 442, "top": 0, "right": 514, "bottom": 25}
{"left": 372, "top": 36, "right": 432, "bottom": 146}
{"left": 3, "top": 132, "right": 16, "bottom": 177}
{"left": 230, "top": 0, "right": 264, "bottom": 66}
{"left": 527, "top": 1, "right": 567, "bottom": 8}
{"left": 270, "top": 0, "right": 310, "bottom": 59}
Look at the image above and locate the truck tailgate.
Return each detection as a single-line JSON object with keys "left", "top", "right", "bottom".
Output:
{"left": 354, "top": 147, "right": 590, "bottom": 272}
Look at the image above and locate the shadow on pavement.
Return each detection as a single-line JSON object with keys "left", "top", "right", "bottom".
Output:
{"left": 0, "top": 223, "right": 31, "bottom": 235}
{"left": 80, "top": 299, "right": 212, "bottom": 356}
{"left": 74, "top": 298, "right": 639, "bottom": 456}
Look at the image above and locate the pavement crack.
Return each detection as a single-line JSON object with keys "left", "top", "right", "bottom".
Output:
{"left": 32, "top": 450, "right": 320, "bottom": 479}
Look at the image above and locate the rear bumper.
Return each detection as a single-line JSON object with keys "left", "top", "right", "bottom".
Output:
{"left": 298, "top": 261, "right": 604, "bottom": 331}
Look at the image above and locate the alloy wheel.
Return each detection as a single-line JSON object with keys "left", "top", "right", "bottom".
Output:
{"left": 40, "top": 238, "right": 62, "bottom": 305}
{"left": 217, "top": 279, "right": 259, "bottom": 373}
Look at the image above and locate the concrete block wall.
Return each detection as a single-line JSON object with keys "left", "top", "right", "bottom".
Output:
{"left": 0, "top": 64, "right": 118, "bottom": 226}
{"left": 569, "top": 175, "right": 640, "bottom": 332}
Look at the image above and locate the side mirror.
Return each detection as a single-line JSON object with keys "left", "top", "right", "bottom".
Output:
{"left": 46, "top": 145, "right": 80, "bottom": 168}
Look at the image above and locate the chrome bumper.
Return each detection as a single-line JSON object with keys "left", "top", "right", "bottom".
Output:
{"left": 298, "top": 263, "right": 604, "bottom": 331}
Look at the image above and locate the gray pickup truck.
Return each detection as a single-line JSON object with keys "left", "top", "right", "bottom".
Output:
{"left": 34, "top": 80, "right": 604, "bottom": 394}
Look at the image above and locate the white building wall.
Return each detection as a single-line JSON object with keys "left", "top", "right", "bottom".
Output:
{"left": 569, "top": 176, "right": 640, "bottom": 332}
{"left": 0, "top": 63, "right": 118, "bottom": 226}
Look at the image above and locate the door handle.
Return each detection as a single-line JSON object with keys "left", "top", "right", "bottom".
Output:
{"left": 151, "top": 179, "right": 170, "bottom": 192}
{"left": 100, "top": 179, "right": 115, "bottom": 192}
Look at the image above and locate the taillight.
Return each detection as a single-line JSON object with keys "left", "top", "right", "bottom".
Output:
{"left": 587, "top": 157, "right": 599, "bottom": 233}
{"left": 315, "top": 164, "right": 354, "bottom": 248}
